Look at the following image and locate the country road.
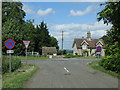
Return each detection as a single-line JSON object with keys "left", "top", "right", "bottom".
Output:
{"left": 22, "top": 59, "right": 118, "bottom": 88}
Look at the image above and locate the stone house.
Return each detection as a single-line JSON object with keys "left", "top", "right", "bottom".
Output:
{"left": 42, "top": 47, "right": 57, "bottom": 55}
{"left": 72, "top": 31, "right": 105, "bottom": 56}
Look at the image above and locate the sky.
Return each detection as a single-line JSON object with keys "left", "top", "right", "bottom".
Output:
{"left": 22, "top": 2, "right": 112, "bottom": 50}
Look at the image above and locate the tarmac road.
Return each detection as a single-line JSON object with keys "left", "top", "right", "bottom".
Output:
{"left": 22, "top": 59, "right": 118, "bottom": 88}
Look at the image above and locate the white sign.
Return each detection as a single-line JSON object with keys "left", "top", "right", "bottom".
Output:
{"left": 7, "top": 50, "right": 14, "bottom": 54}
{"left": 96, "top": 52, "right": 101, "bottom": 54}
{"left": 22, "top": 40, "right": 30, "bottom": 49}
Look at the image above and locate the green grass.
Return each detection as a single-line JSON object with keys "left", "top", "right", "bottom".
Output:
{"left": 13, "top": 56, "right": 50, "bottom": 60}
{"left": 0, "top": 74, "right": 2, "bottom": 89}
{"left": 3, "top": 63, "right": 39, "bottom": 88}
{"left": 78, "top": 56, "right": 98, "bottom": 59}
{"left": 64, "top": 54, "right": 99, "bottom": 59}
{"left": 87, "top": 61, "right": 120, "bottom": 79}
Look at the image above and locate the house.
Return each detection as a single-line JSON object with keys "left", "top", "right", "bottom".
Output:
{"left": 72, "top": 31, "right": 105, "bottom": 56}
{"left": 42, "top": 47, "right": 57, "bottom": 55}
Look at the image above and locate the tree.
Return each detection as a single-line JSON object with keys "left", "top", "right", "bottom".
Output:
{"left": 33, "top": 21, "right": 59, "bottom": 55}
{"left": 97, "top": 2, "right": 120, "bottom": 73}
{"left": 2, "top": 2, "right": 25, "bottom": 24}
{"left": 97, "top": 2, "right": 120, "bottom": 44}
{"left": 49, "top": 36, "right": 59, "bottom": 50}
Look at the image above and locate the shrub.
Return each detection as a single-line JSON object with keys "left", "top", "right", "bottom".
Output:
{"left": 99, "top": 54, "right": 120, "bottom": 73}
{"left": 64, "top": 54, "right": 82, "bottom": 58}
{"left": 2, "top": 56, "right": 21, "bottom": 74}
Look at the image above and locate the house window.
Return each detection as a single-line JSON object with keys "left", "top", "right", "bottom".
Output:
{"left": 82, "top": 44, "right": 87, "bottom": 49}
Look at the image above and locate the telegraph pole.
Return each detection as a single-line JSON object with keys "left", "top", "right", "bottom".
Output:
{"left": 61, "top": 31, "right": 64, "bottom": 50}
{"left": 61, "top": 31, "right": 64, "bottom": 55}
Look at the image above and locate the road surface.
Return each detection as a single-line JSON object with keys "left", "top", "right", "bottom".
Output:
{"left": 22, "top": 59, "right": 118, "bottom": 88}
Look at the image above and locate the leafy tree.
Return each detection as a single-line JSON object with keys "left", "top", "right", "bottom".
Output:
{"left": 97, "top": 2, "right": 120, "bottom": 44}
{"left": 2, "top": 2, "right": 25, "bottom": 24}
{"left": 33, "top": 21, "right": 59, "bottom": 54}
{"left": 50, "top": 36, "right": 59, "bottom": 50}
{"left": 97, "top": 2, "right": 120, "bottom": 73}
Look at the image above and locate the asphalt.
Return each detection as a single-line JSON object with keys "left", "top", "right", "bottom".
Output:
{"left": 22, "top": 59, "right": 118, "bottom": 88}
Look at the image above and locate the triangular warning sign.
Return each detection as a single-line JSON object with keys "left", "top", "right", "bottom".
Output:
{"left": 22, "top": 40, "right": 30, "bottom": 49}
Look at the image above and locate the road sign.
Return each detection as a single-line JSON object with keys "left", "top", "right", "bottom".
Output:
{"left": 4, "top": 39, "right": 15, "bottom": 49}
{"left": 22, "top": 40, "right": 30, "bottom": 49}
{"left": 96, "top": 46, "right": 102, "bottom": 52}
{"left": 7, "top": 50, "right": 14, "bottom": 54}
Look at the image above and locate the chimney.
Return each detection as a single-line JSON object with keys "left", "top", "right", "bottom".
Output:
{"left": 87, "top": 31, "right": 91, "bottom": 41}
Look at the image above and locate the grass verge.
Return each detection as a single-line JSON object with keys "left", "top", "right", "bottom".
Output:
{"left": 3, "top": 63, "right": 39, "bottom": 88}
{"left": 87, "top": 61, "right": 120, "bottom": 79}
{"left": 79, "top": 56, "right": 98, "bottom": 59}
{"left": 12, "top": 56, "right": 59, "bottom": 60}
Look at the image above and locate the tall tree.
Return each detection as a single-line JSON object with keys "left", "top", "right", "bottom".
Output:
{"left": 50, "top": 36, "right": 59, "bottom": 50}
{"left": 97, "top": 2, "right": 120, "bottom": 44}
{"left": 97, "top": 1, "right": 120, "bottom": 73}
{"left": 2, "top": 2, "right": 25, "bottom": 24}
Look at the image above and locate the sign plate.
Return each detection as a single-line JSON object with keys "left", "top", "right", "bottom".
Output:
{"left": 22, "top": 40, "right": 30, "bottom": 49}
{"left": 4, "top": 39, "right": 15, "bottom": 49}
{"left": 7, "top": 50, "right": 14, "bottom": 54}
{"left": 96, "top": 46, "right": 102, "bottom": 52}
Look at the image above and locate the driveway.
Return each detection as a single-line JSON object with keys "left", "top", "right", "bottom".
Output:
{"left": 22, "top": 59, "right": 118, "bottom": 88}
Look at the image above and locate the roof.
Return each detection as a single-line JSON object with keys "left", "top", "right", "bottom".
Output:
{"left": 72, "top": 38, "right": 105, "bottom": 49}
{"left": 42, "top": 47, "right": 57, "bottom": 54}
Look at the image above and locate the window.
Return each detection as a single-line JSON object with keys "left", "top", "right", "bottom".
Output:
{"left": 82, "top": 44, "right": 87, "bottom": 49}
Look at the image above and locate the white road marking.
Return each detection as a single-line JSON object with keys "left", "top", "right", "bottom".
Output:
{"left": 64, "top": 67, "right": 69, "bottom": 73}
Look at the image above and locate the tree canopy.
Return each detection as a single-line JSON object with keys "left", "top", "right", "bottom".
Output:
{"left": 98, "top": 1, "right": 120, "bottom": 73}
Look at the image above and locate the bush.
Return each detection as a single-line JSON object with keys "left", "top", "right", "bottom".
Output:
{"left": 99, "top": 54, "right": 120, "bottom": 73}
{"left": 64, "top": 54, "right": 82, "bottom": 58}
{"left": 2, "top": 56, "right": 21, "bottom": 74}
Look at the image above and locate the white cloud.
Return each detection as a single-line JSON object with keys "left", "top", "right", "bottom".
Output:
{"left": 37, "top": 8, "right": 55, "bottom": 17}
{"left": 49, "top": 21, "right": 111, "bottom": 49}
{"left": 51, "top": 21, "right": 111, "bottom": 32}
{"left": 69, "top": 6, "right": 96, "bottom": 16}
{"left": 22, "top": 4, "right": 35, "bottom": 14}
{"left": 23, "top": 4, "right": 55, "bottom": 17}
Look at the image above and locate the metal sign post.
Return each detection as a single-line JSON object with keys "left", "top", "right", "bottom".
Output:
{"left": 7, "top": 50, "right": 14, "bottom": 72}
{"left": 26, "top": 49, "right": 27, "bottom": 63}
{"left": 9, "top": 53, "right": 11, "bottom": 72}
{"left": 22, "top": 40, "right": 30, "bottom": 63}
{"left": 4, "top": 39, "right": 15, "bottom": 73}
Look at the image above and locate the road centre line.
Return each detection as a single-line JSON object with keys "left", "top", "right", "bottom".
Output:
{"left": 64, "top": 67, "right": 69, "bottom": 73}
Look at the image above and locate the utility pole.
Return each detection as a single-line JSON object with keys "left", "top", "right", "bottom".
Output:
{"left": 61, "top": 31, "right": 64, "bottom": 55}
{"left": 61, "top": 31, "right": 64, "bottom": 50}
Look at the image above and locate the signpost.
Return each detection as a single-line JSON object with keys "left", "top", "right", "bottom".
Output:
{"left": 22, "top": 40, "right": 30, "bottom": 63}
{"left": 4, "top": 39, "right": 15, "bottom": 72}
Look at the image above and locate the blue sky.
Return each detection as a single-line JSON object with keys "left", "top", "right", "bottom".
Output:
{"left": 22, "top": 2, "right": 111, "bottom": 50}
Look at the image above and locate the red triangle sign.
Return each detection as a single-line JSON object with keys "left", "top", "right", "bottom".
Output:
{"left": 22, "top": 40, "right": 30, "bottom": 49}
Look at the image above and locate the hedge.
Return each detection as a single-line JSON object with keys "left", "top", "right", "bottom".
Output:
{"left": 99, "top": 54, "right": 120, "bottom": 73}
{"left": 64, "top": 54, "right": 82, "bottom": 58}
{"left": 2, "top": 56, "right": 21, "bottom": 74}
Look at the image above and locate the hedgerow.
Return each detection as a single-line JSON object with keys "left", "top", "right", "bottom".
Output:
{"left": 2, "top": 56, "right": 21, "bottom": 74}
{"left": 99, "top": 54, "right": 120, "bottom": 73}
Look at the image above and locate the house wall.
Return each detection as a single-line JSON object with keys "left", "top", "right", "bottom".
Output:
{"left": 73, "top": 43, "right": 79, "bottom": 55}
